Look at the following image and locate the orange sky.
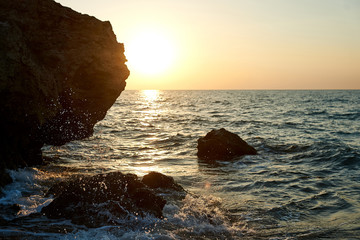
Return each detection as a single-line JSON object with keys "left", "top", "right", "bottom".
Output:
{"left": 57, "top": 0, "right": 360, "bottom": 90}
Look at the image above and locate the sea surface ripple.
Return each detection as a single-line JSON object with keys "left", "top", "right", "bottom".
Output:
{"left": 1, "top": 90, "right": 359, "bottom": 239}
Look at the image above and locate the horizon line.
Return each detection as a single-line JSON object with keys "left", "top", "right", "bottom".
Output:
{"left": 124, "top": 88, "right": 360, "bottom": 91}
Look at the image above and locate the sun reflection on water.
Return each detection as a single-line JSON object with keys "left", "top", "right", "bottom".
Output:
{"left": 129, "top": 89, "right": 171, "bottom": 175}
{"left": 139, "top": 90, "right": 162, "bottom": 128}
{"left": 142, "top": 89, "right": 159, "bottom": 102}
{"left": 131, "top": 164, "right": 171, "bottom": 177}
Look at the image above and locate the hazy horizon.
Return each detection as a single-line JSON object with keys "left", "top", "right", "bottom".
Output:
{"left": 56, "top": 0, "right": 360, "bottom": 90}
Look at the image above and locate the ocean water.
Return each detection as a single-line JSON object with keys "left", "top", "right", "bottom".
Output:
{"left": 1, "top": 90, "right": 359, "bottom": 239}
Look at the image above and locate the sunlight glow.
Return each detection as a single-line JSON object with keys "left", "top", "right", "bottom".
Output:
{"left": 126, "top": 30, "right": 177, "bottom": 76}
{"left": 142, "top": 90, "right": 160, "bottom": 102}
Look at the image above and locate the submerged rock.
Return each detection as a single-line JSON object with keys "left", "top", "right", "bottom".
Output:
{"left": 197, "top": 128, "right": 257, "bottom": 160}
{"left": 42, "top": 171, "right": 173, "bottom": 227}
{"left": 0, "top": 0, "right": 129, "bottom": 187}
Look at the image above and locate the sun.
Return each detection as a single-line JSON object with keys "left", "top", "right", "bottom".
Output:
{"left": 125, "top": 29, "right": 177, "bottom": 76}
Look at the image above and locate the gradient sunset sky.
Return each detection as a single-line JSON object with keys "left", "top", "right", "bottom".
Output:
{"left": 57, "top": 0, "right": 360, "bottom": 90}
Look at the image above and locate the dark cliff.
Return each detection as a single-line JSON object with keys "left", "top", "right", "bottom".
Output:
{"left": 0, "top": 0, "right": 130, "bottom": 187}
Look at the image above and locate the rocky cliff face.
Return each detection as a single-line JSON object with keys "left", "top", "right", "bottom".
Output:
{"left": 0, "top": 0, "right": 129, "bottom": 186}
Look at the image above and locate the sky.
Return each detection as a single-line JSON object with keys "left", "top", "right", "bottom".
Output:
{"left": 56, "top": 0, "right": 360, "bottom": 90}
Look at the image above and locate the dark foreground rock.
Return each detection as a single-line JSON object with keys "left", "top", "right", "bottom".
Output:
{"left": 42, "top": 171, "right": 183, "bottom": 227}
{"left": 197, "top": 128, "right": 257, "bottom": 160}
{"left": 0, "top": 0, "right": 129, "bottom": 187}
{"left": 142, "top": 172, "right": 184, "bottom": 192}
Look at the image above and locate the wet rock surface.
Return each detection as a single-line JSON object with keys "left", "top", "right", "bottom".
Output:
{"left": 0, "top": 0, "right": 129, "bottom": 187}
{"left": 197, "top": 128, "right": 257, "bottom": 160}
{"left": 42, "top": 171, "right": 183, "bottom": 227}
{"left": 142, "top": 172, "right": 185, "bottom": 192}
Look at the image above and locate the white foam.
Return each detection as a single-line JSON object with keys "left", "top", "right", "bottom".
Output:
{"left": 162, "top": 194, "right": 247, "bottom": 237}
{"left": 58, "top": 194, "right": 246, "bottom": 239}
{"left": 0, "top": 168, "right": 53, "bottom": 219}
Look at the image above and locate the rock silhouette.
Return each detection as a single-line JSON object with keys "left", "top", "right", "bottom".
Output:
{"left": 0, "top": 0, "right": 129, "bottom": 187}
{"left": 197, "top": 128, "right": 257, "bottom": 160}
{"left": 142, "top": 172, "right": 185, "bottom": 192}
{"left": 42, "top": 171, "right": 177, "bottom": 227}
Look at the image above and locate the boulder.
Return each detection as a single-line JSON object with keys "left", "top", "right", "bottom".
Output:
{"left": 142, "top": 172, "right": 184, "bottom": 192}
{"left": 42, "top": 171, "right": 167, "bottom": 227}
{"left": 197, "top": 128, "right": 257, "bottom": 160}
{"left": 0, "top": 0, "right": 129, "bottom": 187}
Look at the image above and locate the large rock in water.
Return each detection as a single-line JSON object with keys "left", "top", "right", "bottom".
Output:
{"left": 197, "top": 128, "right": 257, "bottom": 160}
{"left": 0, "top": 0, "right": 129, "bottom": 186}
{"left": 42, "top": 171, "right": 182, "bottom": 227}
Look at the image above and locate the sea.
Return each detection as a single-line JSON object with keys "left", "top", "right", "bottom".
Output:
{"left": 0, "top": 90, "right": 359, "bottom": 239}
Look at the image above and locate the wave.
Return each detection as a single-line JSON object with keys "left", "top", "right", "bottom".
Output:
{"left": 0, "top": 168, "right": 53, "bottom": 221}
{"left": 330, "top": 112, "right": 360, "bottom": 121}
{"left": 3, "top": 90, "right": 359, "bottom": 239}
{"left": 1, "top": 180, "right": 247, "bottom": 239}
